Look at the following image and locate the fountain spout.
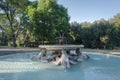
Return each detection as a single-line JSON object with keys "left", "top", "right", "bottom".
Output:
{"left": 55, "top": 30, "right": 67, "bottom": 45}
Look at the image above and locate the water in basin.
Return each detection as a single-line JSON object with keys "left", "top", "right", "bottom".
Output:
{"left": 0, "top": 52, "right": 120, "bottom": 80}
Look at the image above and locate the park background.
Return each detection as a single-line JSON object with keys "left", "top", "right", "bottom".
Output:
{"left": 0, "top": 0, "right": 120, "bottom": 50}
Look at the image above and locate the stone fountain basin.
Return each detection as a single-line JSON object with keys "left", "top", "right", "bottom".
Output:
{"left": 38, "top": 45, "right": 84, "bottom": 50}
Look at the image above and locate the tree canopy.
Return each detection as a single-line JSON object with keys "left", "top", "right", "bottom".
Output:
{"left": 0, "top": 0, "right": 28, "bottom": 47}
{"left": 27, "top": 0, "right": 70, "bottom": 44}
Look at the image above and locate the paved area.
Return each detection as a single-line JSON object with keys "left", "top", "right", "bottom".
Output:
{"left": 0, "top": 48, "right": 120, "bottom": 55}
{"left": 0, "top": 48, "right": 40, "bottom": 51}
{"left": 0, "top": 48, "right": 40, "bottom": 56}
{"left": 83, "top": 49, "right": 120, "bottom": 54}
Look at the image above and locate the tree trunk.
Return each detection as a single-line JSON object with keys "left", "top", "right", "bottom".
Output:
{"left": 12, "top": 34, "right": 17, "bottom": 47}
{"left": 41, "top": 36, "right": 44, "bottom": 45}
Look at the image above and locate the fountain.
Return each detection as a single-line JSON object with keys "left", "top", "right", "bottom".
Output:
{"left": 1, "top": 30, "right": 120, "bottom": 80}
{"left": 38, "top": 30, "right": 84, "bottom": 68}
{"left": 39, "top": 30, "right": 84, "bottom": 51}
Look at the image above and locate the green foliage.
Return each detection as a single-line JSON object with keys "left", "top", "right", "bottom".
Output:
{"left": 70, "top": 22, "right": 80, "bottom": 41}
{"left": 0, "top": 0, "right": 29, "bottom": 47}
{"left": 107, "top": 13, "right": 120, "bottom": 47}
{"left": 27, "top": 0, "right": 70, "bottom": 44}
{"left": 70, "top": 17, "right": 120, "bottom": 49}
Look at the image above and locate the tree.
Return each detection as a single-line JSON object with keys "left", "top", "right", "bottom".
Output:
{"left": 108, "top": 13, "right": 120, "bottom": 48}
{"left": 27, "top": 0, "right": 70, "bottom": 44}
{"left": 91, "top": 19, "right": 110, "bottom": 49}
{"left": 69, "top": 13, "right": 120, "bottom": 49}
{"left": 80, "top": 22, "right": 92, "bottom": 48}
{"left": 0, "top": 0, "right": 28, "bottom": 47}
{"left": 70, "top": 21, "right": 82, "bottom": 44}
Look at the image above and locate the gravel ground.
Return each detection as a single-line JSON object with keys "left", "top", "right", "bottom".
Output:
{"left": 0, "top": 48, "right": 120, "bottom": 56}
